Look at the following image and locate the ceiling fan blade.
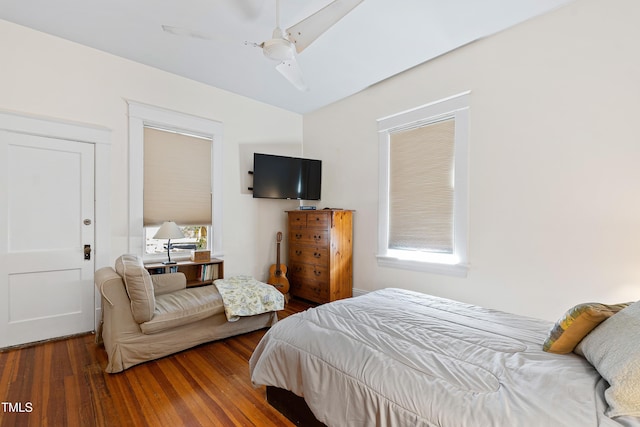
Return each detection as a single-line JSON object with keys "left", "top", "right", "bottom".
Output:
{"left": 162, "top": 25, "right": 244, "bottom": 47}
{"left": 276, "top": 58, "right": 308, "bottom": 91}
{"left": 226, "top": 0, "right": 265, "bottom": 19}
{"left": 161, "top": 25, "right": 216, "bottom": 40}
{"left": 286, "top": 0, "right": 363, "bottom": 54}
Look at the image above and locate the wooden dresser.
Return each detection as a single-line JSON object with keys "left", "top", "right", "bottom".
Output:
{"left": 286, "top": 209, "right": 353, "bottom": 303}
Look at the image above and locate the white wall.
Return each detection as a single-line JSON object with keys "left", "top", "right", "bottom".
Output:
{"left": 0, "top": 19, "right": 302, "bottom": 281}
{"left": 303, "top": 0, "right": 640, "bottom": 321}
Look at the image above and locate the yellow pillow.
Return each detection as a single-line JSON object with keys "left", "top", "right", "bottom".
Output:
{"left": 543, "top": 302, "right": 629, "bottom": 354}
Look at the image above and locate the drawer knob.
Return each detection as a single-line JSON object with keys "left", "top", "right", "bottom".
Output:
{"left": 313, "top": 270, "right": 322, "bottom": 277}
{"left": 296, "top": 250, "right": 303, "bottom": 256}
{"left": 295, "top": 233, "right": 303, "bottom": 239}
{"left": 313, "top": 234, "right": 321, "bottom": 241}
{"left": 313, "top": 252, "right": 321, "bottom": 258}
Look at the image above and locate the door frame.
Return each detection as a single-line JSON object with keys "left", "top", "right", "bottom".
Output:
{"left": 0, "top": 110, "right": 111, "bottom": 330}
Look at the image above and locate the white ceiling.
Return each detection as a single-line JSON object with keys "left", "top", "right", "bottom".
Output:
{"left": 1, "top": 0, "right": 572, "bottom": 114}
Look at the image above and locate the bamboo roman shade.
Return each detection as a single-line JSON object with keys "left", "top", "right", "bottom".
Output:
{"left": 389, "top": 118, "right": 455, "bottom": 254}
{"left": 143, "top": 127, "right": 212, "bottom": 226}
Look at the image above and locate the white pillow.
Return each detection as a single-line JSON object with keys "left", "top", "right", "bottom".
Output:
{"left": 575, "top": 300, "right": 640, "bottom": 417}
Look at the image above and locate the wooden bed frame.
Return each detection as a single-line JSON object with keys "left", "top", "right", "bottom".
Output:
{"left": 266, "top": 386, "right": 326, "bottom": 427}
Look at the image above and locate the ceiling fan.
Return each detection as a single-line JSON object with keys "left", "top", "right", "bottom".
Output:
{"left": 163, "top": 0, "right": 363, "bottom": 91}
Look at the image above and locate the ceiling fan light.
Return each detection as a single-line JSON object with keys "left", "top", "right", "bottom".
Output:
{"left": 263, "top": 38, "right": 294, "bottom": 61}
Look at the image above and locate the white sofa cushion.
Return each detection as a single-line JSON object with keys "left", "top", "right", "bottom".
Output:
{"left": 115, "top": 254, "right": 155, "bottom": 323}
{"left": 140, "top": 285, "right": 225, "bottom": 334}
{"left": 151, "top": 272, "right": 186, "bottom": 296}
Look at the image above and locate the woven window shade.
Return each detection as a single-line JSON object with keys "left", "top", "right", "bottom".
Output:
{"left": 389, "top": 118, "right": 455, "bottom": 253}
{"left": 144, "top": 127, "right": 212, "bottom": 226}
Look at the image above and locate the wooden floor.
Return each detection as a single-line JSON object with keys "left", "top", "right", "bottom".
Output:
{"left": 0, "top": 298, "right": 315, "bottom": 427}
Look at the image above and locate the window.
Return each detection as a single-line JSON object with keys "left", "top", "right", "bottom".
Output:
{"left": 377, "top": 92, "right": 470, "bottom": 276}
{"left": 145, "top": 225, "right": 208, "bottom": 256}
{"left": 143, "top": 127, "right": 212, "bottom": 256}
{"left": 128, "top": 102, "right": 223, "bottom": 260}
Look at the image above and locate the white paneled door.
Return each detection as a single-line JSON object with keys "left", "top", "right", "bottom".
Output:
{"left": 0, "top": 131, "right": 95, "bottom": 348}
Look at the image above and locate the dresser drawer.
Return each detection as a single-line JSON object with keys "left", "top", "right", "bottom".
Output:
{"left": 289, "top": 278, "right": 329, "bottom": 303}
{"left": 289, "top": 262, "right": 329, "bottom": 283}
{"left": 288, "top": 212, "right": 307, "bottom": 228}
{"left": 289, "top": 229, "right": 329, "bottom": 246}
{"left": 306, "top": 212, "right": 330, "bottom": 228}
{"left": 289, "top": 246, "right": 329, "bottom": 265}
{"left": 288, "top": 211, "right": 330, "bottom": 229}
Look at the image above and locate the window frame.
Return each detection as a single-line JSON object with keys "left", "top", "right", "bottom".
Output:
{"left": 128, "top": 101, "right": 224, "bottom": 261}
{"left": 376, "top": 92, "right": 470, "bottom": 277}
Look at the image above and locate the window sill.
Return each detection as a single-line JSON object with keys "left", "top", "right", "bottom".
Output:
{"left": 376, "top": 254, "right": 469, "bottom": 277}
{"left": 143, "top": 253, "right": 192, "bottom": 264}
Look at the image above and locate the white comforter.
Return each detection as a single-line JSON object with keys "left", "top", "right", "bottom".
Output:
{"left": 250, "top": 288, "right": 640, "bottom": 427}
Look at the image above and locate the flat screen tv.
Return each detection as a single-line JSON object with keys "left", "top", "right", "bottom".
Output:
{"left": 252, "top": 153, "right": 322, "bottom": 200}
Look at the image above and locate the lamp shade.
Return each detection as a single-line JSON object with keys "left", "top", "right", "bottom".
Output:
{"left": 153, "top": 221, "right": 185, "bottom": 240}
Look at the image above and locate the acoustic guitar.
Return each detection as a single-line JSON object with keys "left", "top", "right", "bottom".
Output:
{"left": 268, "top": 231, "right": 290, "bottom": 295}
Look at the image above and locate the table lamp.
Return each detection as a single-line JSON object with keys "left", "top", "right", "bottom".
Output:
{"left": 153, "top": 221, "right": 184, "bottom": 265}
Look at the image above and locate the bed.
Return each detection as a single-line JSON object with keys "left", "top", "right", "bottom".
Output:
{"left": 249, "top": 288, "right": 640, "bottom": 427}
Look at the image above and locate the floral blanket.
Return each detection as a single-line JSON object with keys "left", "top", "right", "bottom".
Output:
{"left": 213, "top": 275, "right": 285, "bottom": 322}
